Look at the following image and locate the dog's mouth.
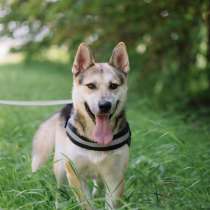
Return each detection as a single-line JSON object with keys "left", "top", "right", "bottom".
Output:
{"left": 84, "top": 102, "right": 113, "bottom": 145}
{"left": 92, "top": 114, "right": 113, "bottom": 145}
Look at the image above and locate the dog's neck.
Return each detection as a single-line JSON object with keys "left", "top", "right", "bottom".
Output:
{"left": 70, "top": 103, "right": 126, "bottom": 141}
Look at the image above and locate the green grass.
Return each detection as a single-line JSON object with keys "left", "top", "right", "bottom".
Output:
{"left": 0, "top": 62, "right": 210, "bottom": 210}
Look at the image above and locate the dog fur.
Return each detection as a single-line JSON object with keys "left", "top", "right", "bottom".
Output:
{"left": 32, "top": 42, "right": 130, "bottom": 210}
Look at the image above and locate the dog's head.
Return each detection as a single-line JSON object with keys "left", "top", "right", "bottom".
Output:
{"left": 72, "top": 42, "right": 129, "bottom": 145}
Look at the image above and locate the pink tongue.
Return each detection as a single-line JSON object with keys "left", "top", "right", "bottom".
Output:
{"left": 92, "top": 115, "right": 113, "bottom": 145}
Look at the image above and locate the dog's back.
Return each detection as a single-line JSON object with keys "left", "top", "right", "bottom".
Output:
{"left": 32, "top": 113, "right": 58, "bottom": 172}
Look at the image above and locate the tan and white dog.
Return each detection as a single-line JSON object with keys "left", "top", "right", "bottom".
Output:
{"left": 32, "top": 42, "right": 131, "bottom": 210}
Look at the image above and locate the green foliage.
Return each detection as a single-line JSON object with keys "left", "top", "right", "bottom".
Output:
{"left": 1, "top": 0, "right": 210, "bottom": 105}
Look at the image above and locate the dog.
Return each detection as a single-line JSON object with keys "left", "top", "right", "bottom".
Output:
{"left": 31, "top": 42, "right": 131, "bottom": 210}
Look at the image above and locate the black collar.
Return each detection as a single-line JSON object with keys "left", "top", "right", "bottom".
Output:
{"left": 64, "top": 104, "right": 131, "bottom": 151}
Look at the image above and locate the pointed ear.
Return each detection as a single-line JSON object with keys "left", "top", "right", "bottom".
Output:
{"left": 72, "top": 43, "right": 95, "bottom": 75}
{"left": 109, "top": 42, "right": 129, "bottom": 73}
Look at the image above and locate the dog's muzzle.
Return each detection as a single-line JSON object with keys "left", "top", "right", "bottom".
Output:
{"left": 84, "top": 102, "right": 95, "bottom": 122}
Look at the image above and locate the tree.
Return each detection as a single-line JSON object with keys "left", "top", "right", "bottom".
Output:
{"left": 0, "top": 0, "right": 209, "bottom": 105}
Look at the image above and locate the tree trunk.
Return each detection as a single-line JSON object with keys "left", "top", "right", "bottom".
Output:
{"left": 206, "top": 3, "right": 210, "bottom": 89}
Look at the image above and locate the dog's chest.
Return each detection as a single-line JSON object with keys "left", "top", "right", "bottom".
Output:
{"left": 64, "top": 139, "right": 129, "bottom": 178}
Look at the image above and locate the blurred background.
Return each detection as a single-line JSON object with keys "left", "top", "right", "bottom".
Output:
{"left": 1, "top": 0, "right": 210, "bottom": 108}
{"left": 0, "top": 1, "right": 210, "bottom": 209}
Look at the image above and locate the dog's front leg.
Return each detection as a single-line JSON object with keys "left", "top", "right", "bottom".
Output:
{"left": 103, "top": 174, "right": 124, "bottom": 210}
{"left": 65, "top": 162, "right": 93, "bottom": 210}
{"left": 101, "top": 147, "right": 129, "bottom": 209}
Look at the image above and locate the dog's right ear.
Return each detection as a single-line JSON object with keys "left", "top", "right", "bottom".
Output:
{"left": 72, "top": 43, "right": 95, "bottom": 75}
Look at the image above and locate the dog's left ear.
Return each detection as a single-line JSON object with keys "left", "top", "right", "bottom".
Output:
{"left": 72, "top": 43, "right": 95, "bottom": 75}
{"left": 109, "top": 42, "right": 129, "bottom": 73}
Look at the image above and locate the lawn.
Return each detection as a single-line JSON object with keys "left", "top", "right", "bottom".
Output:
{"left": 0, "top": 62, "right": 209, "bottom": 210}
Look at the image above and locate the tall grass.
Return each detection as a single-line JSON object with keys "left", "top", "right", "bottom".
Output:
{"left": 0, "top": 62, "right": 209, "bottom": 210}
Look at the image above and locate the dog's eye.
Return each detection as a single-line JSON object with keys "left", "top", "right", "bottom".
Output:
{"left": 86, "top": 83, "right": 97, "bottom": 90}
{"left": 109, "top": 83, "right": 119, "bottom": 90}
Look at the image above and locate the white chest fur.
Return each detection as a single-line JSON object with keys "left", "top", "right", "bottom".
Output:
{"left": 55, "top": 133, "right": 129, "bottom": 180}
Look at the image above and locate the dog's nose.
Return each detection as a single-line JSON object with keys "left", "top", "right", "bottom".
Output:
{"left": 98, "top": 101, "right": 112, "bottom": 113}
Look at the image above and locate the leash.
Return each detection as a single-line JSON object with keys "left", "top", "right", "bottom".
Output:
{"left": 0, "top": 99, "right": 72, "bottom": 106}
{"left": 0, "top": 100, "right": 132, "bottom": 150}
